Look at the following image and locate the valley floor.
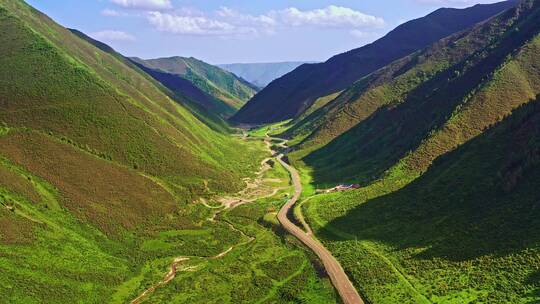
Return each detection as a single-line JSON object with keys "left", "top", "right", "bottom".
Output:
{"left": 111, "top": 135, "right": 341, "bottom": 304}
{"left": 0, "top": 131, "right": 338, "bottom": 304}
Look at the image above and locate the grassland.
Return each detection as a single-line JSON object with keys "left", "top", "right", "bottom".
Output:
{"left": 108, "top": 143, "right": 338, "bottom": 303}
{"left": 137, "top": 195, "right": 338, "bottom": 304}
{"left": 0, "top": 123, "right": 339, "bottom": 303}
{"left": 0, "top": 126, "right": 233, "bottom": 302}
{"left": 247, "top": 120, "right": 293, "bottom": 138}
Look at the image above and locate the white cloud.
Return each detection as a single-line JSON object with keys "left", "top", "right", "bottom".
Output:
{"left": 144, "top": 5, "right": 384, "bottom": 38}
{"left": 143, "top": 6, "right": 385, "bottom": 37}
{"left": 274, "top": 6, "right": 384, "bottom": 29}
{"left": 147, "top": 12, "right": 256, "bottom": 36}
{"left": 91, "top": 30, "right": 136, "bottom": 42}
{"left": 101, "top": 9, "right": 126, "bottom": 17}
{"left": 110, "top": 0, "right": 172, "bottom": 10}
{"left": 215, "top": 7, "right": 277, "bottom": 35}
{"left": 217, "top": 7, "right": 276, "bottom": 27}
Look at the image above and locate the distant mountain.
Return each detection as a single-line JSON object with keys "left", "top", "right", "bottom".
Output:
{"left": 219, "top": 62, "right": 313, "bottom": 88}
{"left": 232, "top": 0, "right": 519, "bottom": 124}
{"left": 131, "top": 56, "right": 258, "bottom": 118}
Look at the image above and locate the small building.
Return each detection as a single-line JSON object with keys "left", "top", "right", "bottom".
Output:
{"left": 323, "top": 184, "right": 362, "bottom": 193}
{"left": 336, "top": 184, "right": 361, "bottom": 191}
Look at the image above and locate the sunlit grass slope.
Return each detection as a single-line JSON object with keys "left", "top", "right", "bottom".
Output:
{"left": 0, "top": 0, "right": 275, "bottom": 302}
{"left": 69, "top": 28, "right": 233, "bottom": 134}
{"left": 132, "top": 56, "right": 258, "bottom": 118}
{"left": 0, "top": 0, "right": 262, "bottom": 198}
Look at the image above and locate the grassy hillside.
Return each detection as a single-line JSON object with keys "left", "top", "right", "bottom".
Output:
{"left": 232, "top": 0, "right": 518, "bottom": 124}
{"left": 290, "top": 0, "right": 540, "bottom": 186}
{"left": 0, "top": 129, "right": 338, "bottom": 303}
{"left": 0, "top": 0, "right": 264, "bottom": 196}
{"left": 69, "top": 28, "right": 233, "bottom": 133}
{"left": 0, "top": 0, "right": 332, "bottom": 302}
{"left": 291, "top": 1, "right": 540, "bottom": 303}
{"left": 132, "top": 56, "right": 258, "bottom": 118}
{"left": 304, "top": 93, "right": 540, "bottom": 304}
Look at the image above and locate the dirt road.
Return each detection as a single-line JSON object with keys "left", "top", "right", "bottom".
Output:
{"left": 276, "top": 154, "right": 365, "bottom": 304}
{"left": 131, "top": 257, "right": 191, "bottom": 304}
{"left": 131, "top": 244, "right": 241, "bottom": 304}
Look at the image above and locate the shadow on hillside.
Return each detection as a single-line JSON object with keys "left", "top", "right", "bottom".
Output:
{"left": 129, "top": 60, "right": 233, "bottom": 133}
{"left": 525, "top": 270, "right": 540, "bottom": 303}
{"left": 302, "top": 8, "right": 540, "bottom": 187}
{"left": 319, "top": 98, "right": 540, "bottom": 262}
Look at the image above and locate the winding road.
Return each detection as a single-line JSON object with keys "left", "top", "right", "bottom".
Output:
{"left": 276, "top": 154, "right": 365, "bottom": 304}
{"left": 132, "top": 134, "right": 363, "bottom": 304}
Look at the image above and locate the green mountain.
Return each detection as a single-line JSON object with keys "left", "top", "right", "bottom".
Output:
{"left": 231, "top": 0, "right": 518, "bottom": 124}
{"left": 69, "top": 29, "right": 233, "bottom": 133}
{"left": 288, "top": 0, "right": 540, "bottom": 186}
{"left": 307, "top": 93, "right": 540, "bottom": 304}
{"left": 219, "top": 62, "right": 313, "bottom": 88}
{"left": 0, "top": 0, "right": 275, "bottom": 301}
{"left": 132, "top": 56, "right": 258, "bottom": 118}
{"left": 290, "top": 0, "right": 540, "bottom": 302}
{"left": 3, "top": 0, "right": 540, "bottom": 302}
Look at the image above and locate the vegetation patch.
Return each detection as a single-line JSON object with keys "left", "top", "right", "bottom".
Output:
{"left": 303, "top": 96, "right": 540, "bottom": 303}
{"left": 0, "top": 131, "right": 178, "bottom": 235}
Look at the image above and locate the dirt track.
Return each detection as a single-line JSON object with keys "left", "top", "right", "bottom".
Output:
{"left": 276, "top": 154, "right": 365, "bottom": 304}
{"left": 132, "top": 134, "right": 363, "bottom": 304}
{"left": 130, "top": 257, "right": 192, "bottom": 304}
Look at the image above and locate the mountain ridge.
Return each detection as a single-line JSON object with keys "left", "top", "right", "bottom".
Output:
{"left": 293, "top": 0, "right": 540, "bottom": 185}
{"left": 131, "top": 56, "right": 258, "bottom": 118}
{"left": 232, "top": 0, "right": 519, "bottom": 124}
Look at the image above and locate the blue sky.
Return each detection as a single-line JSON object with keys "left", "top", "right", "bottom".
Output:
{"left": 26, "top": 0, "right": 502, "bottom": 64}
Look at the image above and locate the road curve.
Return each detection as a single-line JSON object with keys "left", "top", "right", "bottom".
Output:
{"left": 276, "top": 154, "right": 365, "bottom": 304}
